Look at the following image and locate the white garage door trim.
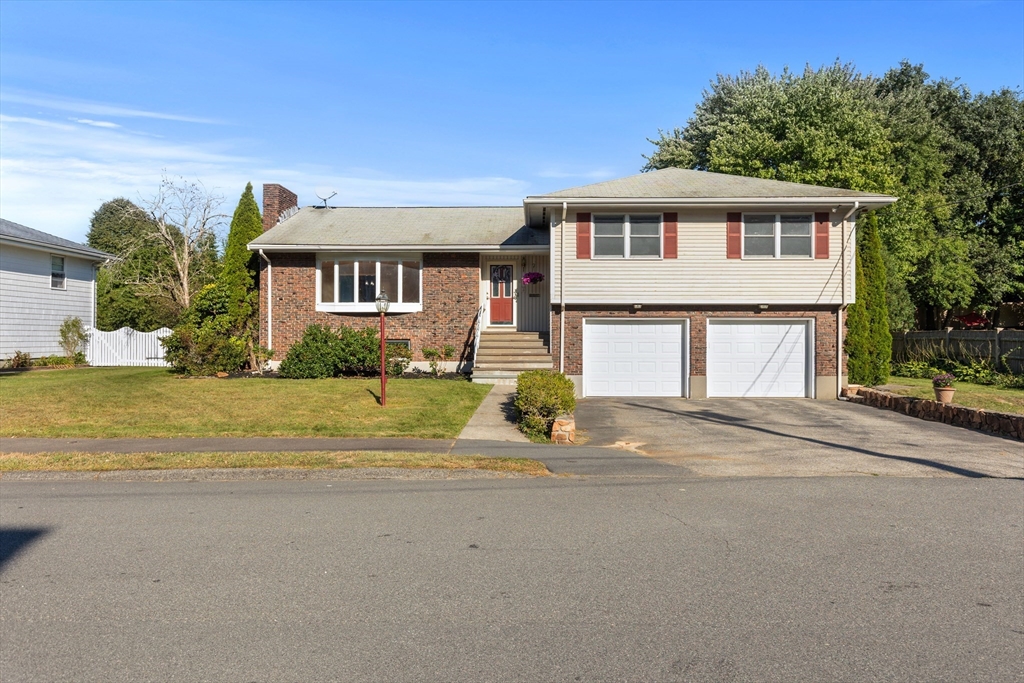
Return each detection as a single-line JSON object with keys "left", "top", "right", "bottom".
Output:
{"left": 582, "top": 318, "right": 689, "bottom": 398}
{"left": 706, "top": 318, "right": 815, "bottom": 398}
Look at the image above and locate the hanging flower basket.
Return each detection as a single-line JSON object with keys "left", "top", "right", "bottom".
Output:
{"left": 521, "top": 272, "right": 545, "bottom": 285}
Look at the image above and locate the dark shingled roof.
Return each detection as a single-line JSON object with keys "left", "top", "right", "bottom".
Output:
{"left": 0, "top": 218, "right": 112, "bottom": 260}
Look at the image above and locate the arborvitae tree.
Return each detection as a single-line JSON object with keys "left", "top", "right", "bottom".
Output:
{"left": 846, "top": 213, "right": 891, "bottom": 386}
{"left": 845, "top": 247, "right": 872, "bottom": 385}
{"left": 218, "top": 182, "right": 265, "bottom": 366}
{"left": 861, "top": 213, "right": 892, "bottom": 384}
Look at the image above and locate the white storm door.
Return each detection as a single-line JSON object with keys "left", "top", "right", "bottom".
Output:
{"left": 584, "top": 321, "right": 684, "bottom": 397}
{"left": 707, "top": 321, "right": 809, "bottom": 397}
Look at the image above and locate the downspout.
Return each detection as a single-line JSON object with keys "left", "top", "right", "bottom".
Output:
{"left": 259, "top": 249, "right": 272, "bottom": 353}
{"left": 837, "top": 201, "right": 859, "bottom": 399}
{"left": 559, "top": 202, "right": 567, "bottom": 374}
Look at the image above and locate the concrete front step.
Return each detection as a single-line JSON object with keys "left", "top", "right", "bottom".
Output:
{"left": 477, "top": 342, "right": 552, "bottom": 352}
{"left": 474, "top": 363, "right": 553, "bottom": 371}
{"left": 476, "top": 348, "right": 552, "bottom": 357}
{"left": 471, "top": 369, "right": 527, "bottom": 385}
{"left": 479, "top": 331, "right": 548, "bottom": 338}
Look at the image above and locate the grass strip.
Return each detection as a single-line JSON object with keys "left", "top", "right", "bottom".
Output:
{"left": 885, "top": 377, "right": 1024, "bottom": 415}
{"left": 0, "top": 451, "right": 549, "bottom": 475}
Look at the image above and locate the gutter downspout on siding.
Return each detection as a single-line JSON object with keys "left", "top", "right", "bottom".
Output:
{"left": 259, "top": 249, "right": 272, "bottom": 353}
{"left": 837, "top": 201, "right": 859, "bottom": 399}
{"left": 559, "top": 202, "right": 567, "bottom": 374}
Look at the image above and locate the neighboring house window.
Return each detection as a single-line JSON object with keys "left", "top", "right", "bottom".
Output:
{"left": 50, "top": 255, "right": 66, "bottom": 289}
{"left": 743, "top": 214, "right": 813, "bottom": 258}
{"left": 593, "top": 214, "right": 662, "bottom": 258}
{"left": 317, "top": 257, "right": 422, "bottom": 312}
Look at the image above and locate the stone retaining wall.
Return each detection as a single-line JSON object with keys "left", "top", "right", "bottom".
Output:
{"left": 845, "top": 387, "right": 1024, "bottom": 441}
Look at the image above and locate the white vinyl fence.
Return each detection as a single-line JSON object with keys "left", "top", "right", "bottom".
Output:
{"left": 86, "top": 327, "right": 172, "bottom": 367}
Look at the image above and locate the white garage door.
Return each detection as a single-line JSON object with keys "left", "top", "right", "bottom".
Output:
{"left": 707, "top": 321, "right": 810, "bottom": 397}
{"left": 583, "top": 321, "right": 685, "bottom": 397}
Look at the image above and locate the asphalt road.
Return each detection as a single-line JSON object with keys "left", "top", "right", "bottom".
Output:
{"left": 2, "top": 476, "right": 1022, "bottom": 682}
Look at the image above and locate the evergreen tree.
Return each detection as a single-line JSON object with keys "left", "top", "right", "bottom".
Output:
{"left": 860, "top": 213, "right": 892, "bottom": 384}
{"left": 846, "top": 213, "right": 892, "bottom": 386}
{"left": 218, "top": 182, "right": 265, "bottom": 366}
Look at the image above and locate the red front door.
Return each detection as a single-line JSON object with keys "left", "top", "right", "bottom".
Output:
{"left": 490, "top": 264, "right": 514, "bottom": 325}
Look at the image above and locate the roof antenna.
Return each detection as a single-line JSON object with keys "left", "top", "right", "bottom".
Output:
{"left": 315, "top": 189, "right": 337, "bottom": 208}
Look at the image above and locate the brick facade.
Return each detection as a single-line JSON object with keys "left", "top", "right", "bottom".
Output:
{"left": 259, "top": 252, "right": 480, "bottom": 363}
{"left": 550, "top": 305, "right": 846, "bottom": 378}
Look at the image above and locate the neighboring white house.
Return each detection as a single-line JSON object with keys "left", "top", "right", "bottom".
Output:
{"left": 0, "top": 218, "right": 112, "bottom": 359}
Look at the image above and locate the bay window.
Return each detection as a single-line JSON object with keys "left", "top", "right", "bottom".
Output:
{"left": 317, "top": 256, "right": 422, "bottom": 312}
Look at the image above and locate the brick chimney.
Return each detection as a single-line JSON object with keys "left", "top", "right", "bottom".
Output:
{"left": 262, "top": 184, "right": 299, "bottom": 232}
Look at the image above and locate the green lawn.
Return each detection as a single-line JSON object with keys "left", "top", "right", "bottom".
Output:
{"left": 882, "top": 377, "right": 1024, "bottom": 415}
{"left": 0, "top": 368, "right": 491, "bottom": 438}
{"left": 0, "top": 450, "right": 548, "bottom": 475}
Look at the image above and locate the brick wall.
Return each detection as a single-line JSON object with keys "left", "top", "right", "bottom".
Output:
{"left": 259, "top": 252, "right": 480, "bottom": 362}
{"left": 550, "top": 305, "right": 845, "bottom": 377}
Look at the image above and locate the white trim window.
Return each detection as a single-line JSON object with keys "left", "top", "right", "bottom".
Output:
{"left": 317, "top": 255, "right": 422, "bottom": 313}
{"left": 593, "top": 214, "right": 662, "bottom": 259}
{"left": 742, "top": 214, "right": 813, "bottom": 258}
{"left": 50, "top": 255, "right": 66, "bottom": 289}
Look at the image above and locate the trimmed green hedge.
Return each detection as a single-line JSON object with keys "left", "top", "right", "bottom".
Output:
{"left": 514, "top": 370, "right": 576, "bottom": 440}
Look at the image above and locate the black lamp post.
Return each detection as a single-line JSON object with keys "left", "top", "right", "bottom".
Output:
{"left": 375, "top": 291, "right": 390, "bottom": 407}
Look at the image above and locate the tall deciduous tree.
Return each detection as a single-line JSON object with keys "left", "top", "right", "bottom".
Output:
{"left": 87, "top": 198, "right": 178, "bottom": 331}
{"left": 138, "top": 175, "right": 223, "bottom": 313}
{"left": 645, "top": 60, "right": 1024, "bottom": 330}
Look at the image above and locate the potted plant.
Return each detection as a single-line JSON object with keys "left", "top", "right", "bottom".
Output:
{"left": 932, "top": 373, "right": 955, "bottom": 404}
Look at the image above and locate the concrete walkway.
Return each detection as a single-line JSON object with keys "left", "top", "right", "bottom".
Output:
{"left": 457, "top": 385, "right": 529, "bottom": 442}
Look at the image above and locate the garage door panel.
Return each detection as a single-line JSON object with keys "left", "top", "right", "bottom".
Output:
{"left": 707, "top": 321, "right": 809, "bottom": 398}
{"left": 584, "top": 322, "right": 685, "bottom": 397}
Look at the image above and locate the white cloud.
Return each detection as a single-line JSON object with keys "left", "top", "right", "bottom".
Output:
{"left": 0, "top": 114, "right": 530, "bottom": 243}
{"left": 2, "top": 90, "right": 221, "bottom": 124}
{"left": 71, "top": 118, "right": 121, "bottom": 129}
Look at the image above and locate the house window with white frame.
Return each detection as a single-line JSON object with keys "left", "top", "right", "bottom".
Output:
{"left": 317, "top": 257, "right": 422, "bottom": 312}
{"left": 50, "top": 255, "right": 66, "bottom": 289}
{"left": 743, "top": 214, "right": 813, "bottom": 258}
{"left": 593, "top": 214, "right": 662, "bottom": 258}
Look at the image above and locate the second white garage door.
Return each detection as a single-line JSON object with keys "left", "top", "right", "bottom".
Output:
{"left": 707, "top": 321, "right": 811, "bottom": 398}
{"left": 583, "top": 321, "right": 686, "bottom": 397}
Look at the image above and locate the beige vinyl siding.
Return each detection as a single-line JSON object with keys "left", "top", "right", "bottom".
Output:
{"left": 551, "top": 208, "right": 854, "bottom": 305}
{"left": 479, "top": 253, "right": 550, "bottom": 332}
{"left": 0, "top": 243, "right": 97, "bottom": 358}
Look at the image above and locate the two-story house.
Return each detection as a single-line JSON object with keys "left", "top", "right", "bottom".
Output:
{"left": 248, "top": 168, "right": 896, "bottom": 399}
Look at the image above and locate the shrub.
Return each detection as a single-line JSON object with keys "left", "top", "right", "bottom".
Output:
{"left": 279, "top": 324, "right": 407, "bottom": 379}
{"left": 33, "top": 353, "right": 85, "bottom": 367}
{"left": 162, "top": 316, "right": 247, "bottom": 376}
{"left": 5, "top": 351, "right": 32, "bottom": 369}
{"left": 422, "top": 344, "right": 456, "bottom": 377}
{"left": 279, "top": 324, "right": 341, "bottom": 379}
{"left": 59, "top": 316, "right": 89, "bottom": 359}
{"left": 892, "top": 360, "right": 941, "bottom": 379}
{"left": 386, "top": 343, "right": 412, "bottom": 377}
{"left": 514, "top": 370, "right": 576, "bottom": 440}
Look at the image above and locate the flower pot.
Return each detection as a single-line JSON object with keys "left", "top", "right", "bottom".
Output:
{"left": 933, "top": 387, "right": 955, "bottom": 404}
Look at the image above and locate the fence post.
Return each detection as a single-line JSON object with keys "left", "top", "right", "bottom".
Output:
{"left": 994, "top": 328, "right": 1002, "bottom": 369}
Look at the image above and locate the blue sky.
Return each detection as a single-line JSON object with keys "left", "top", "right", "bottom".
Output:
{"left": 1, "top": 0, "right": 1022, "bottom": 242}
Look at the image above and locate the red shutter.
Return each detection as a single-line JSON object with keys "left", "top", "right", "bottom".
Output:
{"left": 726, "top": 212, "right": 742, "bottom": 259}
{"left": 576, "top": 212, "right": 591, "bottom": 260}
{"left": 663, "top": 212, "right": 678, "bottom": 258}
{"left": 815, "top": 212, "right": 830, "bottom": 259}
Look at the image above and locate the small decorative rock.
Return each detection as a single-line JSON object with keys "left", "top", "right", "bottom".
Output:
{"left": 550, "top": 415, "right": 575, "bottom": 444}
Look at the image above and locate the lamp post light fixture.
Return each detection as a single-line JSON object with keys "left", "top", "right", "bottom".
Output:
{"left": 375, "top": 291, "right": 390, "bottom": 407}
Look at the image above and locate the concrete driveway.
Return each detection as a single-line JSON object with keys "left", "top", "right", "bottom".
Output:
{"left": 575, "top": 398, "right": 1024, "bottom": 479}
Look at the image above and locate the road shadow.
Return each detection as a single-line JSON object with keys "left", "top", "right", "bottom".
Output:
{"left": 0, "top": 527, "right": 49, "bottom": 571}
{"left": 623, "top": 402, "right": 1018, "bottom": 480}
